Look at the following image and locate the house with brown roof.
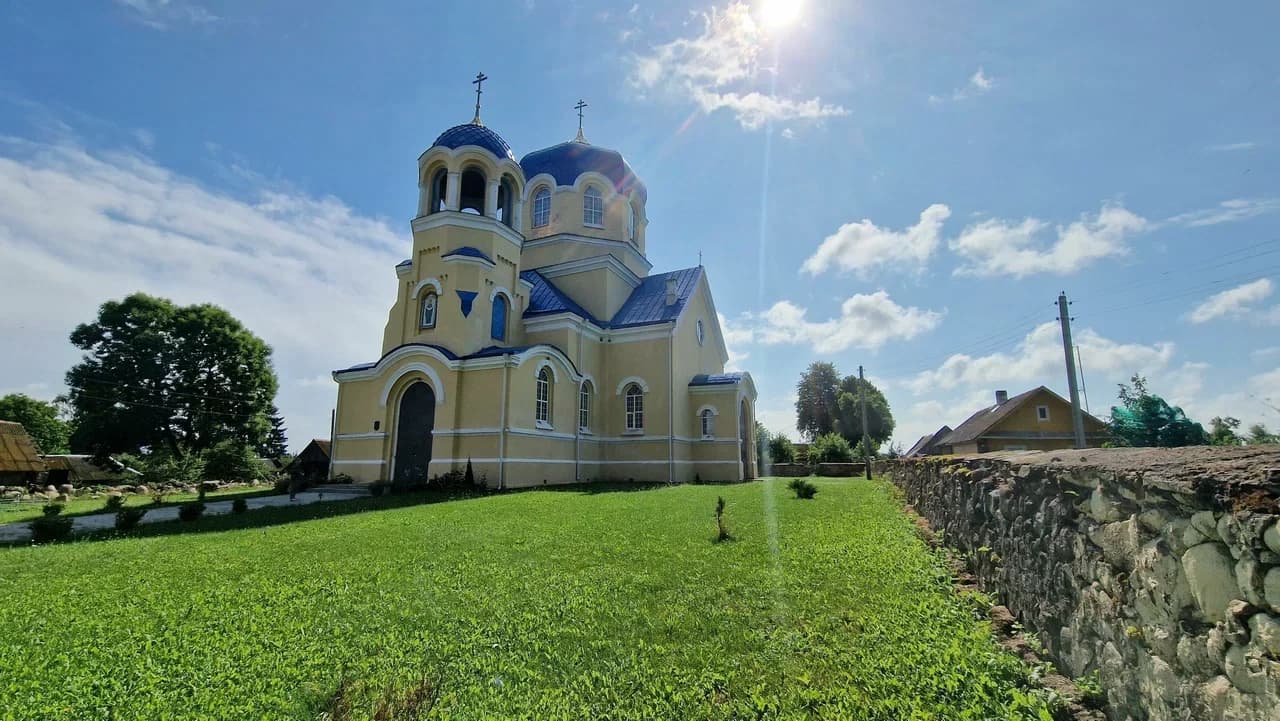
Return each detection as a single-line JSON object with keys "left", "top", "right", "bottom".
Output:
{"left": 286, "top": 439, "right": 332, "bottom": 482}
{"left": 42, "top": 455, "right": 141, "bottom": 486}
{"left": 0, "top": 421, "right": 47, "bottom": 486}
{"left": 905, "top": 425, "right": 953, "bottom": 457}
{"left": 937, "top": 387, "right": 1109, "bottom": 454}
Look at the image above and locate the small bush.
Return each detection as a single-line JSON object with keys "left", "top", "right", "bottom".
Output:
{"left": 150, "top": 489, "right": 169, "bottom": 506}
{"left": 231, "top": 498, "right": 248, "bottom": 514}
{"left": 31, "top": 515, "right": 74, "bottom": 542}
{"left": 369, "top": 481, "right": 387, "bottom": 497}
{"left": 768, "top": 435, "right": 797, "bottom": 464}
{"left": 177, "top": 502, "right": 205, "bottom": 522}
{"left": 714, "top": 496, "right": 730, "bottom": 542}
{"left": 808, "top": 433, "right": 854, "bottom": 464}
{"left": 115, "top": 507, "right": 146, "bottom": 530}
{"left": 103, "top": 494, "right": 126, "bottom": 511}
{"left": 330, "top": 473, "right": 355, "bottom": 484}
{"left": 42, "top": 503, "right": 64, "bottom": 517}
{"left": 788, "top": 478, "right": 818, "bottom": 499}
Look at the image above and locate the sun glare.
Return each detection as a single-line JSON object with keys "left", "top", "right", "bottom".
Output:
{"left": 759, "top": 0, "right": 803, "bottom": 29}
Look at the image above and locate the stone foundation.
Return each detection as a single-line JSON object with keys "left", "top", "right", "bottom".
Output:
{"left": 889, "top": 447, "right": 1280, "bottom": 721}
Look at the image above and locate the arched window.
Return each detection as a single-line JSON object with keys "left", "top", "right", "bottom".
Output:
{"left": 459, "top": 168, "right": 486, "bottom": 215}
{"left": 625, "top": 383, "right": 644, "bottom": 431}
{"left": 491, "top": 294, "right": 508, "bottom": 341}
{"left": 429, "top": 168, "right": 448, "bottom": 214}
{"left": 532, "top": 187, "right": 551, "bottom": 228}
{"left": 696, "top": 319, "right": 705, "bottom": 346}
{"left": 497, "top": 176, "right": 515, "bottom": 227}
{"left": 700, "top": 409, "right": 715, "bottom": 438}
{"left": 578, "top": 381, "right": 592, "bottom": 432}
{"left": 536, "top": 367, "right": 552, "bottom": 426}
{"left": 419, "top": 292, "right": 438, "bottom": 329}
{"left": 627, "top": 202, "right": 636, "bottom": 242}
{"left": 583, "top": 186, "right": 603, "bottom": 227}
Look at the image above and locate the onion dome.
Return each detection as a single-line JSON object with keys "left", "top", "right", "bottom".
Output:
{"left": 519, "top": 141, "right": 646, "bottom": 202}
{"left": 430, "top": 123, "right": 516, "bottom": 162}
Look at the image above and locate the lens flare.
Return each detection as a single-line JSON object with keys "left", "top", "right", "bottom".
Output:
{"left": 759, "top": 0, "right": 803, "bottom": 29}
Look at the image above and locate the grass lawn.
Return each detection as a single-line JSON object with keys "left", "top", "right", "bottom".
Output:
{"left": 0, "top": 478, "right": 1051, "bottom": 720}
{"left": 0, "top": 485, "right": 275, "bottom": 524}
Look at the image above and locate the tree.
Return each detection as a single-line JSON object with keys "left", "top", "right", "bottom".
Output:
{"left": 808, "top": 432, "right": 854, "bottom": 463}
{"left": 1109, "top": 374, "right": 1208, "bottom": 448}
{"left": 204, "top": 440, "right": 265, "bottom": 482}
{"left": 1246, "top": 423, "right": 1279, "bottom": 445}
{"left": 0, "top": 394, "right": 72, "bottom": 454}
{"left": 257, "top": 405, "right": 289, "bottom": 458}
{"left": 1208, "top": 417, "right": 1243, "bottom": 446}
{"left": 754, "top": 421, "right": 770, "bottom": 472}
{"left": 767, "top": 434, "right": 797, "bottom": 463}
{"left": 834, "top": 375, "right": 895, "bottom": 449}
{"left": 65, "top": 293, "right": 279, "bottom": 457}
{"left": 795, "top": 362, "right": 841, "bottom": 440}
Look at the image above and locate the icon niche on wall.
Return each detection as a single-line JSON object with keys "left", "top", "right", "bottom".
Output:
{"left": 456, "top": 290, "right": 478, "bottom": 317}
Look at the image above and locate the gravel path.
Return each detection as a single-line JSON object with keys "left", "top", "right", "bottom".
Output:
{"left": 0, "top": 485, "right": 370, "bottom": 543}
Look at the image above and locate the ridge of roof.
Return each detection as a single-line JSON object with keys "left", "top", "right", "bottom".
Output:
{"left": 941, "top": 386, "right": 1056, "bottom": 445}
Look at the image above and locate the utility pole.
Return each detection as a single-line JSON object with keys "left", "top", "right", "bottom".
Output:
{"left": 859, "top": 365, "right": 871, "bottom": 479}
{"left": 1057, "top": 293, "right": 1087, "bottom": 449}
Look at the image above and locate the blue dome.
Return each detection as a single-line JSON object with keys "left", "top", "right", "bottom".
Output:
{"left": 430, "top": 123, "right": 516, "bottom": 162}
{"left": 520, "top": 141, "right": 646, "bottom": 201}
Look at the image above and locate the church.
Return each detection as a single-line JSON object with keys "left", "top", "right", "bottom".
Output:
{"left": 328, "top": 84, "right": 757, "bottom": 488}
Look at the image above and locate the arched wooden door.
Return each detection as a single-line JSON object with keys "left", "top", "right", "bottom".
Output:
{"left": 393, "top": 382, "right": 435, "bottom": 482}
{"left": 739, "top": 399, "right": 754, "bottom": 480}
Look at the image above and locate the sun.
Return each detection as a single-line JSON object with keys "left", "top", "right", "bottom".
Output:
{"left": 758, "top": 0, "right": 803, "bottom": 29}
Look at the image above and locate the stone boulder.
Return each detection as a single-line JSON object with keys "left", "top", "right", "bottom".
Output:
{"left": 1181, "top": 543, "right": 1239, "bottom": 623}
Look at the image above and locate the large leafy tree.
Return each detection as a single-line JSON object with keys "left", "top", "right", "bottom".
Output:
{"left": 1208, "top": 416, "right": 1243, "bottom": 446}
{"left": 0, "top": 394, "right": 72, "bottom": 454}
{"left": 795, "top": 362, "right": 841, "bottom": 440}
{"left": 65, "top": 293, "right": 279, "bottom": 456}
{"left": 834, "top": 375, "right": 895, "bottom": 451}
{"left": 1109, "top": 374, "right": 1208, "bottom": 448}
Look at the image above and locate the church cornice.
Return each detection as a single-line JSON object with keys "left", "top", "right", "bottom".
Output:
{"left": 410, "top": 211, "right": 524, "bottom": 253}
{"left": 532, "top": 253, "right": 642, "bottom": 289}
{"left": 522, "top": 233, "right": 652, "bottom": 272}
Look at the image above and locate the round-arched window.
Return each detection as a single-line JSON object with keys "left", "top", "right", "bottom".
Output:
{"left": 536, "top": 367, "right": 552, "bottom": 425}
{"left": 696, "top": 319, "right": 705, "bottom": 346}
{"left": 625, "top": 384, "right": 644, "bottom": 431}
{"left": 583, "top": 186, "right": 603, "bottom": 227}
{"left": 420, "top": 292, "right": 438, "bottom": 329}
{"left": 532, "top": 187, "right": 551, "bottom": 228}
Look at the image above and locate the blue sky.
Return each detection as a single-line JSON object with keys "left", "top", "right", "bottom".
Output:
{"left": 1, "top": 0, "right": 1278, "bottom": 452}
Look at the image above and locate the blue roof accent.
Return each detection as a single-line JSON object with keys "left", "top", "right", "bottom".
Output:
{"left": 441, "top": 246, "right": 494, "bottom": 264}
{"left": 430, "top": 123, "right": 516, "bottom": 162}
{"left": 520, "top": 141, "right": 646, "bottom": 201}
{"left": 689, "top": 372, "right": 746, "bottom": 387}
{"left": 521, "top": 270, "right": 602, "bottom": 325}
{"left": 396, "top": 258, "right": 412, "bottom": 267}
{"left": 609, "top": 267, "right": 702, "bottom": 328}
{"left": 333, "top": 343, "right": 460, "bottom": 374}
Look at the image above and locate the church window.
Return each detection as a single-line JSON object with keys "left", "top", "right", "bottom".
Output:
{"left": 491, "top": 294, "right": 508, "bottom": 341}
{"left": 578, "top": 381, "right": 592, "bottom": 432}
{"left": 583, "top": 186, "right": 603, "bottom": 227}
{"left": 627, "top": 202, "right": 636, "bottom": 242}
{"left": 536, "top": 367, "right": 552, "bottom": 426}
{"left": 625, "top": 384, "right": 644, "bottom": 431}
{"left": 700, "top": 409, "right": 715, "bottom": 438}
{"left": 459, "top": 168, "right": 487, "bottom": 215}
{"left": 532, "top": 187, "right": 551, "bottom": 228}
{"left": 696, "top": 319, "right": 705, "bottom": 346}
{"left": 419, "top": 292, "right": 438, "bottom": 329}
{"left": 497, "top": 176, "right": 515, "bottom": 228}
{"left": 428, "top": 168, "right": 447, "bottom": 214}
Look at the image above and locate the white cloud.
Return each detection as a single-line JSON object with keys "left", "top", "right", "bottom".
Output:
{"left": 0, "top": 138, "right": 404, "bottom": 452}
{"left": 629, "top": 1, "right": 848, "bottom": 130}
{"left": 950, "top": 202, "right": 1147, "bottom": 277}
{"left": 1206, "top": 142, "right": 1256, "bottom": 152}
{"left": 780, "top": 128, "right": 794, "bottom": 140}
{"left": 1167, "top": 198, "right": 1280, "bottom": 227}
{"left": 756, "top": 292, "right": 943, "bottom": 353}
{"left": 1187, "top": 278, "right": 1274, "bottom": 324}
{"left": 718, "top": 311, "right": 753, "bottom": 371}
{"left": 801, "top": 204, "right": 951, "bottom": 277}
{"left": 930, "top": 67, "right": 997, "bottom": 104}
{"left": 905, "top": 321, "right": 1175, "bottom": 396}
{"left": 114, "top": 0, "right": 218, "bottom": 30}
{"left": 755, "top": 392, "right": 799, "bottom": 441}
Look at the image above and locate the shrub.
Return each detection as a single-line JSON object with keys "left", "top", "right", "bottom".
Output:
{"left": 809, "top": 433, "right": 854, "bottom": 464}
{"left": 330, "top": 473, "right": 355, "bottom": 484}
{"left": 150, "top": 489, "right": 169, "bottom": 506}
{"left": 103, "top": 494, "right": 126, "bottom": 511}
{"left": 141, "top": 450, "right": 206, "bottom": 488}
{"left": 369, "top": 482, "right": 387, "bottom": 497}
{"left": 31, "top": 514, "right": 74, "bottom": 543}
{"left": 115, "top": 507, "right": 146, "bottom": 530}
{"left": 231, "top": 498, "right": 248, "bottom": 514}
{"left": 714, "top": 496, "right": 730, "bottom": 542}
{"left": 788, "top": 478, "right": 818, "bottom": 499}
{"left": 177, "top": 502, "right": 205, "bottom": 522}
{"left": 202, "top": 440, "right": 262, "bottom": 482}
{"left": 42, "top": 502, "right": 64, "bottom": 517}
{"left": 464, "top": 459, "right": 475, "bottom": 487}
{"left": 768, "top": 435, "right": 797, "bottom": 464}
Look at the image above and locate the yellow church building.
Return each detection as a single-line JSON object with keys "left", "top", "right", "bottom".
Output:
{"left": 328, "top": 99, "right": 757, "bottom": 488}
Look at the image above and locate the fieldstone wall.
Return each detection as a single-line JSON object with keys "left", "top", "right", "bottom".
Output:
{"left": 890, "top": 447, "right": 1280, "bottom": 721}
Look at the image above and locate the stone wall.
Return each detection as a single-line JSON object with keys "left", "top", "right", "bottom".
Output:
{"left": 889, "top": 447, "right": 1280, "bottom": 721}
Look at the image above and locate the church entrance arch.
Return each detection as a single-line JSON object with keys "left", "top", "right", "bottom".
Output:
{"left": 393, "top": 381, "right": 436, "bottom": 482}
{"left": 739, "top": 399, "right": 754, "bottom": 480}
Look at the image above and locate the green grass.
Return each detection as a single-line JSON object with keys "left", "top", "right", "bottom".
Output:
{"left": 0, "top": 485, "right": 274, "bottom": 524}
{"left": 0, "top": 479, "right": 1051, "bottom": 720}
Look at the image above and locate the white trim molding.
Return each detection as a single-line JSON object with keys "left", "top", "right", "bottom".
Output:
{"left": 335, "top": 432, "right": 388, "bottom": 440}
{"left": 410, "top": 211, "right": 524, "bottom": 253}
{"left": 331, "top": 459, "right": 387, "bottom": 466}
{"left": 378, "top": 362, "right": 446, "bottom": 407}
{"left": 616, "top": 376, "right": 650, "bottom": 395}
{"left": 411, "top": 277, "right": 444, "bottom": 299}
{"left": 533, "top": 358, "right": 560, "bottom": 384}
